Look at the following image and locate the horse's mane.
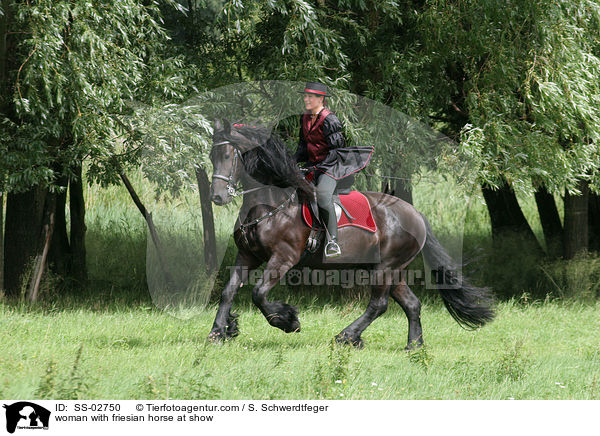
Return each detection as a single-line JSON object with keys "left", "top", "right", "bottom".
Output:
{"left": 225, "top": 123, "right": 314, "bottom": 198}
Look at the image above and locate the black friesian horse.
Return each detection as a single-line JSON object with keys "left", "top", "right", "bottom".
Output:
{"left": 208, "top": 119, "right": 494, "bottom": 348}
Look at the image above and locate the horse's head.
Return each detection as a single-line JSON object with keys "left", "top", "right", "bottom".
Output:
{"left": 210, "top": 119, "right": 240, "bottom": 205}
{"left": 210, "top": 118, "right": 314, "bottom": 205}
{"left": 210, "top": 119, "right": 260, "bottom": 205}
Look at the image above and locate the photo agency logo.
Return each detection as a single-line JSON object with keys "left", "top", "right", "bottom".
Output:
{"left": 3, "top": 402, "right": 50, "bottom": 434}
{"left": 226, "top": 265, "right": 461, "bottom": 289}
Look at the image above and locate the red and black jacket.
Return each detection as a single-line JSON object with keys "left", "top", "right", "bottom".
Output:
{"left": 294, "top": 108, "right": 373, "bottom": 180}
{"left": 294, "top": 108, "right": 345, "bottom": 165}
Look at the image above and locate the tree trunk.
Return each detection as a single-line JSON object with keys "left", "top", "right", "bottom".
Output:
{"left": 534, "top": 185, "right": 563, "bottom": 257}
{"left": 0, "top": 0, "right": 12, "bottom": 291}
{"left": 4, "top": 186, "right": 48, "bottom": 295}
{"left": 195, "top": 167, "right": 218, "bottom": 273}
{"left": 120, "top": 172, "right": 174, "bottom": 286}
{"left": 69, "top": 165, "right": 87, "bottom": 282}
{"left": 382, "top": 177, "right": 413, "bottom": 204}
{"left": 0, "top": 191, "right": 3, "bottom": 291}
{"left": 563, "top": 180, "right": 589, "bottom": 259}
{"left": 0, "top": 0, "right": 11, "bottom": 102}
{"left": 48, "top": 176, "right": 71, "bottom": 276}
{"left": 588, "top": 191, "right": 600, "bottom": 252}
{"left": 28, "top": 192, "right": 56, "bottom": 302}
{"left": 481, "top": 181, "right": 542, "bottom": 252}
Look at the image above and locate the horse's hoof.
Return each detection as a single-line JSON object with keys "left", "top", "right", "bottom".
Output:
{"left": 287, "top": 327, "right": 301, "bottom": 333}
{"left": 335, "top": 333, "right": 363, "bottom": 349}
{"left": 405, "top": 340, "right": 424, "bottom": 351}
{"left": 267, "top": 304, "right": 300, "bottom": 333}
{"left": 225, "top": 314, "right": 240, "bottom": 338}
{"left": 287, "top": 318, "right": 301, "bottom": 333}
{"left": 273, "top": 319, "right": 301, "bottom": 333}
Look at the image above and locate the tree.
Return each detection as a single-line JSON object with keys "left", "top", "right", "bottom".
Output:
{"left": 399, "top": 0, "right": 600, "bottom": 259}
{"left": 0, "top": 0, "right": 183, "bottom": 296}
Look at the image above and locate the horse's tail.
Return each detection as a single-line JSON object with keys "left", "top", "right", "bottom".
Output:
{"left": 419, "top": 213, "right": 495, "bottom": 329}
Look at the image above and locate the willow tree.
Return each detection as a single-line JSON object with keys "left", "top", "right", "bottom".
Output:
{"left": 395, "top": 0, "right": 600, "bottom": 259}
{"left": 0, "top": 0, "right": 184, "bottom": 296}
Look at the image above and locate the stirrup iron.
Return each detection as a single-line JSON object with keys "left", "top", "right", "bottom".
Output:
{"left": 325, "top": 239, "right": 341, "bottom": 258}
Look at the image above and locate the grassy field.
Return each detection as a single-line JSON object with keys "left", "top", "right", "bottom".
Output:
{"left": 0, "top": 298, "right": 598, "bottom": 400}
{"left": 1, "top": 167, "right": 599, "bottom": 400}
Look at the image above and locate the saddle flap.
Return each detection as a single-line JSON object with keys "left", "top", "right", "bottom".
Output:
{"left": 301, "top": 191, "right": 377, "bottom": 233}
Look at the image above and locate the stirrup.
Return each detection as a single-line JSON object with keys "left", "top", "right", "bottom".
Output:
{"left": 325, "top": 239, "right": 341, "bottom": 258}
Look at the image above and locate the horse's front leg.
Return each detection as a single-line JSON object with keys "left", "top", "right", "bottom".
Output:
{"left": 208, "top": 252, "right": 260, "bottom": 342}
{"left": 252, "top": 255, "right": 301, "bottom": 333}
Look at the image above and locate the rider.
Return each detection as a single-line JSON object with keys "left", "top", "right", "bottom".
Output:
{"left": 294, "top": 81, "right": 372, "bottom": 258}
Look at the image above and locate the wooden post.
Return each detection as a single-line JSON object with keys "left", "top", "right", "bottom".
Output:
{"left": 28, "top": 193, "right": 57, "bottom": 302}
{"left": 28, "top": 211, "right": 55, "bottom": 302}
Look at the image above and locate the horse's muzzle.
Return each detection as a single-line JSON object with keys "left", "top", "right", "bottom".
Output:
{"left": 211, "top": 193, "right": 224, "bottom": 205}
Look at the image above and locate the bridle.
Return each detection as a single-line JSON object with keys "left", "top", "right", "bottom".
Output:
{"left": 211, "top": 140, "right": 265, "bottom": 197}
{"left": 210, "top": 139, "right": 297, "bottom": 243}
{"left": 211, "top": 141, "right": 242, "bottom": 197}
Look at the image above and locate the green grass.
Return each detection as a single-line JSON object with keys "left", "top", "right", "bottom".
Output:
{"left": 0, "top": 298, "right": 598, "bottom": 399}
{"left": 3, "top": 166, "right": 598, "bottom": 400}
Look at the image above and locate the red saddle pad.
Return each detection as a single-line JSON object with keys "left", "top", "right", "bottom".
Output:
{"left": 302, "top": 191, "right": 377, "bottom": 233}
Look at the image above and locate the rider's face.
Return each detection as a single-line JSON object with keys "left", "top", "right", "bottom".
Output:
{"left": 303, "top": 93, "right": 324, "bottom": 112}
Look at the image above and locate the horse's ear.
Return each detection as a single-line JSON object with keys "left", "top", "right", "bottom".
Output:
{"left": 222, "top": 118, "right": 232, "bottom": 135}
{"left": 213, "top": 118, "right": 222, "bottom": 133}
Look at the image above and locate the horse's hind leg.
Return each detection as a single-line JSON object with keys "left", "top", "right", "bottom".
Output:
{"left": 390, "top": 279, "right": 423, "bottom": 350}
{"left": 252, "top": 255, "right": 301, "bottom": 333}
{"left": 336, "top": 282, "right": 391, "bottom": 348}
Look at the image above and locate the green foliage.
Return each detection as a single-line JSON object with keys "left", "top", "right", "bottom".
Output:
{"left": 1, "top": 0, "right": 185, "bottom": 192}
{"left": 407, "top": 345, "right": 433, "bottom": 372}
{"left": 413, "top": 0, "right": 600, "bottom": 195}
{"left": 311, "top": 339, "right": 352, "bottom": 399}
{"left": 36, "top": 360, "right": 58, "bottom": 398}
{"left": 163, "top": 0, "right": 350, "bottom": 88}
{"left": 540, "top": 252, "right": 600, "bottom": 301}
{"left": 1, "top": 299, "right": 598, "bottom": 399}
{"left": 495, "top": 339, "right": 530, "bottom": 382}
{"left": 36, "top": 345, "right": 90, "bottom": 399}
{"left": 140, "top": 373, "right": 220, "bottom": 400}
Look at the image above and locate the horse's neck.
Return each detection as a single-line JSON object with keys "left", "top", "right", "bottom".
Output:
{"left": 239, "top": 172, "right": 295, "bottom": 209}
{"left": 241, "top": 186, "right": 294, "bottom": 208}
{"left": 237, "top": 186, "right": 297, "bottom": 229}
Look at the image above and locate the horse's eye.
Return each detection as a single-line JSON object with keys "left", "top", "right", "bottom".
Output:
{"left": 224, "top": 153, "right": 231, "bottom": 159}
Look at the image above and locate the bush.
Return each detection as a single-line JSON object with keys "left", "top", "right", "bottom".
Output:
{"left": 540, "top": 252, "right": 600, "bottom": 301}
